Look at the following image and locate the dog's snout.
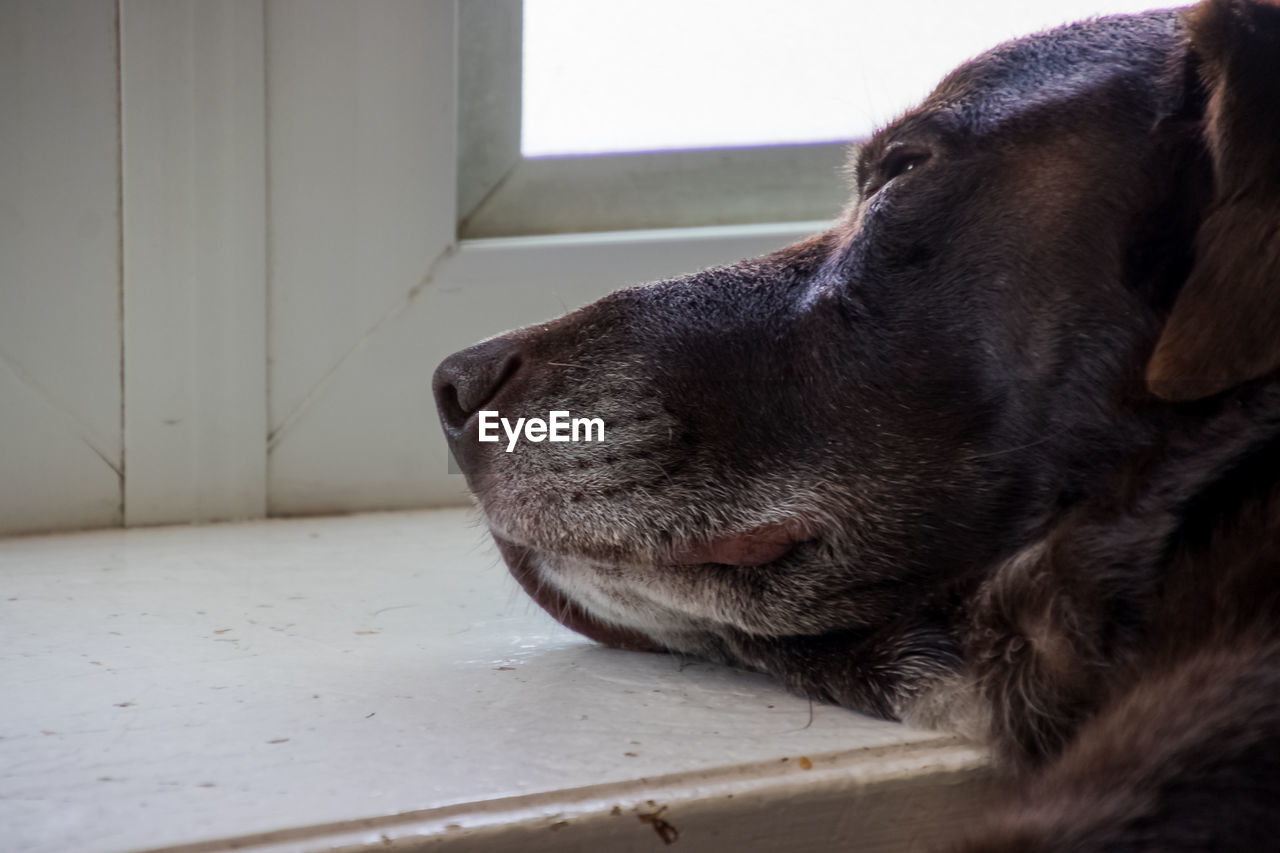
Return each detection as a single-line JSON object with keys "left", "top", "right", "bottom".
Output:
{"left": 433, "top": 337, "right": 522, "bottom": 434}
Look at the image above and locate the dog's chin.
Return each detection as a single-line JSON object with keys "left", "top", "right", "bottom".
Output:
{"left": 492, "top": 536, "right": 664, "bottom": 653}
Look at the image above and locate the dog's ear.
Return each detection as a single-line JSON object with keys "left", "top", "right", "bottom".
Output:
{"left": 1146, "top": 0, "right": 1280, "bottom": 401}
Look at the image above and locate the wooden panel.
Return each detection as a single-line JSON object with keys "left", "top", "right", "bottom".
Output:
{"left": 120, "top": 0, "right": 267, "bottom": 525}
{"left": 0, "top": 0, "right": 122, "bottom": 535}
{"left": 0, "top": 357, "right": 122, "bottom": 536}
{"left": 265, "top": 0, "right": 458, "bottom": 446}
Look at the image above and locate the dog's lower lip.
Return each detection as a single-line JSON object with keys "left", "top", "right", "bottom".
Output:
{"left": 672, "top": 521, "right": 809, "bottom": 567}
{"left": 493, "top": 536, "right": 661, "bottom": 653}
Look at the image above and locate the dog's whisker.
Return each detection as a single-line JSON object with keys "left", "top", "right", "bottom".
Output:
{"left": 960, "top": 427, "right": 1073, "bottom": 462}
{"left": 634, "top": 457, "right": 677, "bottom": 491}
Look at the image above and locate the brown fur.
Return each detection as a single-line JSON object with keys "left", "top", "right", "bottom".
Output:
{"left": 959, "top": 493, "right": 1280, "bottom": 850}
{"left": 1146, "top": 0, "right": 1280, "bottom": 400}
{"left": 436, "top": 2, "right": 1280, "bottom": 848}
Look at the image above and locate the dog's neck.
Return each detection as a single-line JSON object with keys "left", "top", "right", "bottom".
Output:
{"left": 959, "top": 379, "right": 1280, "bottom": 767}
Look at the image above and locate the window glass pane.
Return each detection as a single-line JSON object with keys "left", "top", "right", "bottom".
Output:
{"left": 522, "top": 0, "right": 1166, "bottom": 157}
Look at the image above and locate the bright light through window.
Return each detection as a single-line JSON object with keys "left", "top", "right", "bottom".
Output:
{"left": 522, "top": 0, "right": 1167, "bottom": 157}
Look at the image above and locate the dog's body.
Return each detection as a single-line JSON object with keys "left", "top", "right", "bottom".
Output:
{"left": 436, "top": 1, "right": 1280, "bottom": 847}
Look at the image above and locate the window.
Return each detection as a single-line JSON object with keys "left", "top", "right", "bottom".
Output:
{"left": 459, "top": 0, "right": 1171, "bottom": 238}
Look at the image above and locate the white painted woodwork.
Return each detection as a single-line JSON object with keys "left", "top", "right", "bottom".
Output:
{"left": 461, "top": 143, "right": 849, "bottom": 238}
{"left": 0, "top": 0, "right": 122, "bottom": 535}
{"left": 0, "top": 508, "right": 991, "bottom": 853}
{"left": 120, "top": 0, "right": 267, "bottom": 525}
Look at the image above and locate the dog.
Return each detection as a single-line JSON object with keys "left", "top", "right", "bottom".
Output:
{"left": 435, "top": 1, "right": 1280, "bottom": 847}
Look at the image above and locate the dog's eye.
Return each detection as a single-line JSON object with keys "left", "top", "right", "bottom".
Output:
{"left": 860, "top": 145, "right": 932, "bottom": 197}
{"left": 880, "top": 147, "right": 931, "bottom": 184}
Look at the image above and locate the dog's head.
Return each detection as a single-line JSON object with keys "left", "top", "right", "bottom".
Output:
{"left": 435, "top": 1, "right": 1280, "bottom": 721}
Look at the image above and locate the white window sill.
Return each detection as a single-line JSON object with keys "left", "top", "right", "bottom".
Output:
{"left": 1, "top": 509, "right": 991, "bottom": 852}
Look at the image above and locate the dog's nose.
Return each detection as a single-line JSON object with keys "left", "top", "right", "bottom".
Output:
{"left": 433, "top": 337, "right": 522, "bottom": 435}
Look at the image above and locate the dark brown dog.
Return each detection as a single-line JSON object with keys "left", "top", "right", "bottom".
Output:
{"left": 436, "top": 1, "right": 1280, "bottom": 847}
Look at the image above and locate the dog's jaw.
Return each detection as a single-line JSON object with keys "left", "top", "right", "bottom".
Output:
{"left": 499, "top": 528, "right": 993, "bottom": 730}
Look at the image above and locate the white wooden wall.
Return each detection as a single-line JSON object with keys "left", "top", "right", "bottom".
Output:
{"left": 0, "top": 0, "right": 823, "bottom": 537}
{"left": 0, "top": 0, "right": 123, "bottom": 535}
{"left": 121, "top": 0, "right": 267, "bottom": 526}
